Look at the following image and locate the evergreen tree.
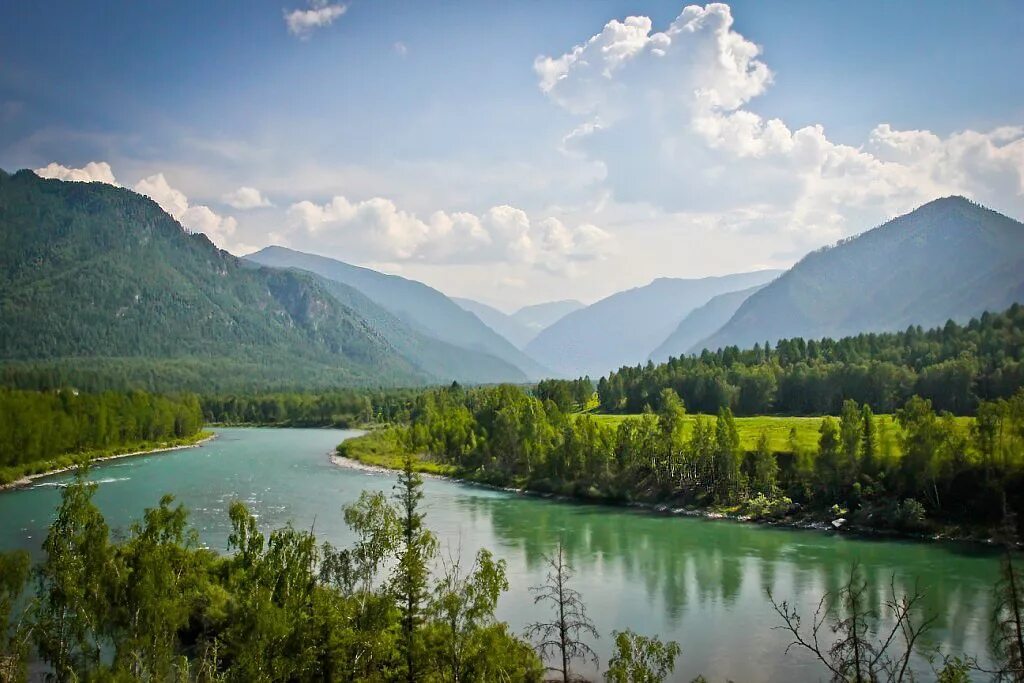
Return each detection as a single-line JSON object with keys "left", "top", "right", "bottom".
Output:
{"left": 392, "top": 452, "right": 438, "bottom": 683}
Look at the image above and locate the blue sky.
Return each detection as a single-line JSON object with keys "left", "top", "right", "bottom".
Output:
{"left": 3, "top": 1, "right": 1023, "bottom": 309}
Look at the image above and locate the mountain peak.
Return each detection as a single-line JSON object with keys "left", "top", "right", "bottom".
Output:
{"left": 698, "top": 197, "right": 1024, "bottom": 352}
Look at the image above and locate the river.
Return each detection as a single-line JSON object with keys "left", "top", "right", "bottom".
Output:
{"left": 0, "top": 427, "right": 1003, "bottom": 681}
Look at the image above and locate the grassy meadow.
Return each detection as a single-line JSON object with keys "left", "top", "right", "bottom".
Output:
{"left": 579, "top": 413, "right": 975, "bottom": 455}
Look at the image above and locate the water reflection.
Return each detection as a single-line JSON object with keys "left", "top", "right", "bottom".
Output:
{"left": 450, "top": 489, "right": 1001, "bottom": 675}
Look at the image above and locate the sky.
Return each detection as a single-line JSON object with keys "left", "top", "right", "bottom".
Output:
{"left": 3, "top": 1, "right": 1023, "bottom": 311}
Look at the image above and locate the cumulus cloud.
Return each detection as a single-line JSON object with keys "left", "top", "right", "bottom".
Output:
{"left": 536, "top": 3, "right": 1024, "bottom": 241}
{"left": 222, "top": 186, "right": 273, "bottom": 209}
{"left": 285, "top": 0, "right": 347, "bottom": 39}
{"left": 284, "top": 194, "right": 613, "bottom": 275}
{"left": 133, "top": 173, "right": 237, "bottom": 248}
{"left": 34, "top": 161, "right": 119, "bottom": 185}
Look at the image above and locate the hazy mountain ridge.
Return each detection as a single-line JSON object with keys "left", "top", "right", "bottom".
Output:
{"left": 453, "top": 297, "right": 584, "bottom": 349}
{"left": 648, "top": 283, "right": 769, "bottom": 362}
{"left": 301, "top": 276, "right": 528, "bottom": 384}
{"left": 0, "top": 170, "right": 425, "bottom": 389}
{"left": 525, "top": 270, "right": 783, "bottom": 378}
{"left": 699, "top": 197, "right": 1024, "bottom": 352}
{"left": 247, "top": 246, "right": 549, "bottom": 380}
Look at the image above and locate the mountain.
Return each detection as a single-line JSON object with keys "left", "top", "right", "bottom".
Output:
{"left": 699, "top": 197, "right": 1024, "bottom": 352}
{"left": 0, "top": 169, "right": 425, "bottom": 390}
{"left": 453, "top": 298, "right": 584, "bottom": 348}
{"left": 247, "top": 246, "right": 549, "bottom": 379}
{"left": 524, "top": 270, "right": 783, "bottom": 378}
{"left": 452, "top": 298, "right": 533, "bottom": 349}
{"left": 512, "top": 300, "right": 584, "bottom": 337}
{"left": 302, "top": 277, "right": 527, "bottom": 384}
{"left": 648, "top": 284, "right": 769, "bottom": 362}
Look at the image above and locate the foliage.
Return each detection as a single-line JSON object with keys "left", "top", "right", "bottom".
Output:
{"left": 201, "top": 389, "right": 420, "bottom": 427}
{"left": 604, "top": 630, "right": 681, "bottom": 683}
{"left": 352, "top": 380, "right": 1024, "bottom": 532}
{"left": 0, "top": 169, "right": 425, "bottom": 391}
{"left": 0, "top": 388, "right": 203, "bottom": 479}
{"left": 3, "top": 472, "right": 542, "bottom": 682}
{"left": 597, "top": 304, "right": 1024, "bottom": 416}
{"left": 0, "top": 550, "right": 30, "bottom": 682}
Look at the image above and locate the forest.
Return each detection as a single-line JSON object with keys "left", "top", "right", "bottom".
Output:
{"left": 0, "top": 389, "right": 205, "bottom": 485}
{"left": 1, "top": 461, "right": 1019, "bottom": 683}
{"left": 598, "top": 304, "right": 1024, "bottom": 416}
{"left": 199, "top": 390, "right": 420, "bottom": 427}
{"left": 341, "top": 383, "right": 1024, "bottom": 536}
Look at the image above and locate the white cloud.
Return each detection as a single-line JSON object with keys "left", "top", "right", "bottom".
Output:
{"left": 284, "top": 194, "right": 614, "bottom": 274}
{"left": 285, "top": 1, "right": 347, "bottom": 39}
{"left": 537, "top": 3, "right": 1024, "bottom": 240}
{"left": 222, "top": 186, "right": 273, "bottom": 209}
{"left": 134, "top": 173, "right": 189, "bottom": 217}
{"left": 133, "top": 172, "right": 237, "bottom": 248}
{"left": 34, "top": 161, "right": 119, "bottom": 185}
{"left": 393, "top": 41, "right": 408, "bottom": 57}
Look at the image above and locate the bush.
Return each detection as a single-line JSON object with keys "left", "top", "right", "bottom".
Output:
{"left": 742, "top": 493, "right": 794, "bottom": 519}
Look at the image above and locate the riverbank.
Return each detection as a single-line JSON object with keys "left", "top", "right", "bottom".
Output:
{"left": 0, "top": 430, "right": 216, "bottom": 491}
{"left": 335, "top": 428, "right": 1004, "bottom": 547}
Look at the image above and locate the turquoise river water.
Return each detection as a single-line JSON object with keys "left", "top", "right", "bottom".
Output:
{"left": 0, "top": 428, "right": 1004, "bottom": 681}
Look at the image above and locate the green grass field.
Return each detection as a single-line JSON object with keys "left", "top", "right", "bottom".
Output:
{"left": 580, "top": 413, "right": 975, "bottom": 454}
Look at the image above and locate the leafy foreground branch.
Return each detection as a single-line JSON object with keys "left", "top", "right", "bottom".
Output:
{"left": 3, "top": 461, "right": 1023, "bottom": 681}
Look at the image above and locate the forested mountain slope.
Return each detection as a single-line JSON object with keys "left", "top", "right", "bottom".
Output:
{"left": 525, "top": 270, "right": 782, "bottom": 378}
{"left": 0, "top": 170, "right": 424, "bottom": 390}
{"left": 700, "top": 197, "right": 1024, "bottom": 351}
{"left": 248, "top": 246, "right": 549, "bottom": 379}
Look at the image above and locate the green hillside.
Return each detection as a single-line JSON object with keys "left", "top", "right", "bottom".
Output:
{"left": 247, "top": 246, "right": 550, "bottom": 379}
{"left": 701, "top": 197, "right": 1024, "bottom": 351}
{"left": 0, "top": 170, "right": 425, "bottom": 390}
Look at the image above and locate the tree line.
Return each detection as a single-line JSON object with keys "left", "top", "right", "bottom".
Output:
{"left": 0, "top": 388, "right": 204, "bottom": 481}
{"left": 199, "top": 390, "right": 420, "bottom": 427}
{"left": 385, "top": 383, "right": 1024, "bottom": 533}
{"left": 597, "top": 304, "right": 1024, "bottom": 416}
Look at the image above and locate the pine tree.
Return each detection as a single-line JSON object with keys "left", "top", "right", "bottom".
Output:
{"left": 392, "top": 452, "right": 438, "bottom": 683}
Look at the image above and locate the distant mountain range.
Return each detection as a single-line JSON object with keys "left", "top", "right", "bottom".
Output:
{"left": 453, "top": 298, "right": 584, "bottom": 349}
{"left": 246, "top": 246, "right": 548, "bottom": 380}
{"left": 698, "top": 197, "right": 1024, "bottom": 352}
{"left": 4, "top": 169, "right": 1023, "bottom": 390}
{"left": 648, "top": 283, "right": 769, "bottom": 362}
{"left": 525, "top": 271, "right": 783, "bottom": 378}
